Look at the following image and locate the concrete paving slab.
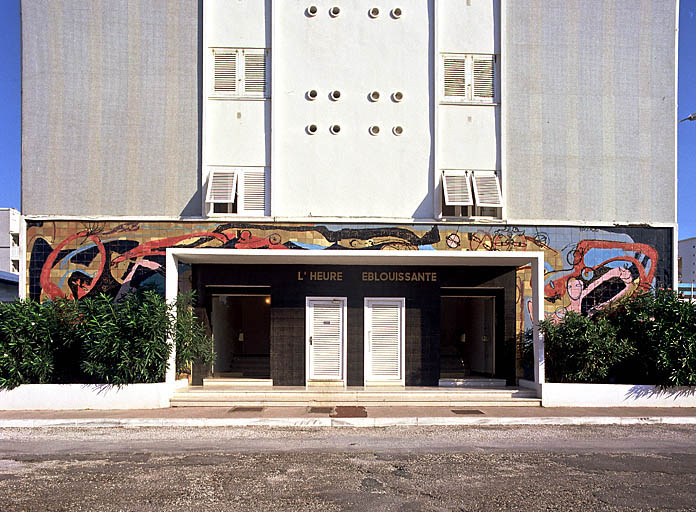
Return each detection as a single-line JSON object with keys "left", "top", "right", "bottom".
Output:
{"left": 1, "top": 406, "right": 696, "bottom": 427}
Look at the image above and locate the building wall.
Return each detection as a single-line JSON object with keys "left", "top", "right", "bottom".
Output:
{"left": 678, "top": 237, "right": 696, "bottom": 284}
{"left": 26, "top": 219, "right": 673, "bottom": 329}
{"left": 203, "top": 0, "right": 502, "bottom": 219}
{"left": 503, "top": 0, "right": 677, "bottom": 224}
{"left": 0, "top": 209, "right": 20, "bottom": 273}
{"left": 21, "top": 0, "right": 200, "bottom": 217}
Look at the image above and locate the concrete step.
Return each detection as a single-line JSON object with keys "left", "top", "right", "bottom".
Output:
{"left": 170, "top": 387, "right": 541, "bottom": 407}
{"left": 439, "top": 378, "right": 507, "bottom": 388}
{"left": 170, "top": 399, "right": 542, "bottom": 407}
{"left": 203, "top": 378, "right": 274, "bottom": 388}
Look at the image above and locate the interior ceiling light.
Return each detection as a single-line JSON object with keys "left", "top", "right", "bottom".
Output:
{"left": 330, "top": 6, "right": 341, "bottom": 17}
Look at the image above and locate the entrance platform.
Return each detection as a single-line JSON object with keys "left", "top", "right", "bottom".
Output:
{"left": 170, "top": 382, "right": 540, "bottom": 407}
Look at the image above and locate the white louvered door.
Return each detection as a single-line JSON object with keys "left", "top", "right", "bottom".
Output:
{"left": 307, "top": 298, "right": 346, "bottom": 382}
{"left": 365, "top": 298, "right": 405, "bottom": 385}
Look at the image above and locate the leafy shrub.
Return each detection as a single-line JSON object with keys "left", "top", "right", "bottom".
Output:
{"left": 540, "top": 312, "right": 634, "bottom": 383}
{"left": 77, "top": 291, "right": 171, "bottom": 385}
{"left": 0, "top": 290, "right": 215, "bottom": 389}
{"left": 604, "top": 289, "right": 696, "bottom": 387}
{"left": 173, "top": 291, "right": 214, "bottom": 376}
{"left": 0, "top": 300, "right": 56, "bottom": 389}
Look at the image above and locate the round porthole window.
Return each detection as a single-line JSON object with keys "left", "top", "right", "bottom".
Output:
{"left": 391, "top": 7, "right": 402, "bottom": 18}
{"left": 369, "top": 7, "right": 380, "bottom": 18}
{"left": 369, "top": 90, "right": 380, "bottom": 102}
{"left": 369, "top": 125, "right": 380, "bottom": 136}
{"left": 307, "top": 124, "right": 318, "bottom": 135}
{"left": 307, "top": 5, "right": 318, "bottom": 16}
{"left": 330, "top": 6, "right": 341, "bottom": 17}
{"left": 330, "top": 124, "right": 341, "bottom": 134}
{"left": 330, "top": 90, "right": 341, "bottom": 101}
{"left": 393, "top": 125, "right": 403, "bottom": 136}
{"left": 392, "top": 91, "right": 404, "bottom": 102}
{"left": 307, "top": 89, "right": 318, "bottom": 100}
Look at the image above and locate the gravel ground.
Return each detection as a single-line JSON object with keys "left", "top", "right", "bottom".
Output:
{"left": 1, "top": 425, "right": 695, "bottom": 511}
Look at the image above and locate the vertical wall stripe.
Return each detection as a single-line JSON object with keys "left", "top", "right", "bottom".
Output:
{"left": 564, "top": 0, "right": 580, "bottom": 219}
{"left": 600, "top": 1, "right": 615, "bottom": 221}
{"left": 87, "top": 0, "right": 103, "bottom": 214}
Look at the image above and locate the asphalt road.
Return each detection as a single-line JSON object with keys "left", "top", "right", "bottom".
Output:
{"left": 1, "top": 425, "right": 695, "bottom": 511}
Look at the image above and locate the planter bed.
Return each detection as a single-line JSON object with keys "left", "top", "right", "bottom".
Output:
{"left": 541, "top": 383, "right": 696, "bottom": 407}
{"left": 0, "top": 379, "right": 189, "bottom": 411}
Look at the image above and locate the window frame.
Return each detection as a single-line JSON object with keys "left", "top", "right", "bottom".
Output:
{"left": 209, "top": 47, "right": 270, "bottom": 100}
{"left": 440, "top": 53, "right": 498, "bottom": 105}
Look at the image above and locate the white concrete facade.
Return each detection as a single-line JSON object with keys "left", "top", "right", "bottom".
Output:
{"left": 203, "top": 0, "right": 500, "bottom": 220}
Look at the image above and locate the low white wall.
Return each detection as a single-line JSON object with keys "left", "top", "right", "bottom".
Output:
{"left": 0, "top": 379, "right": 188, "bottom": 411}
{"left": 541, "top": 383, "right": 696, "bottom": 407}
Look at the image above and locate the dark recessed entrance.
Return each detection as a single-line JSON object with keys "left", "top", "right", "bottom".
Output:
{"left": 211, "top": 291, "right": 271, "bottom": 378}
{"left": 440, "top": 296, "right": 496, "bottom": 378}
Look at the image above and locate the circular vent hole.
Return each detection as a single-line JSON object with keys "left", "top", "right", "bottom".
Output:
{"left": 391, "top": 7, "right": 402, "bottom": 18}
{"left": 392, "top": 91, "right": 404, "bottom": 102}
{"left": 393, "top": 125, "right": 403, "bottom": 136}
{"left": 330, "top": 90, "right": 341, "bottom": 101}
{"left": 307, "top": 124, "right": 318, "bottom": 134}
{"left": 369, "top": 125, "right": 380, "bottom": 136}
{"left": 307, "top": 5, "right": 318, "bottom": 16}
{"left": 330, "top": 6, "right": 341, "bottom": 17}
{"left": 369, "top": 7, "right": 380, "bottom": 18}
{"left": 369, "top": 91, "right": 380, "bottom": 102}
{"left": 307, "top": 89, "right": 318, "bottom": 100}
{"left": 330, "top": 124, "right": 341, "bottom": 134}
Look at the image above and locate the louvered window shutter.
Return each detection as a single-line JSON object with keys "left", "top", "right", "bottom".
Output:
{"left": 472, "top": 171, "right": 503, "bottom": 207}
{"left": 473, "top": 55, "right": 495, "bottom": 102}
{"left": 239, "top": 168, "right": 267, "bottom": 215}
{"left": 442, "top": 170, "right": 474, "bottom": 206}
{"left": 443, "top": 56, "right": 468, "bottom": 100}
{"left": 213, "top": 49, "right": 237, "bottom": 94}
{"left": 310, "top": 301, "right": 344, "bottom": 380}
{"left": 367, "top": 301, "right": 403, "bottom": 380}
{"left": 243, "top": 49, "right": 268, "bottom": 97}
{"left": 205, "top": 168, "right": 238, "bottom": 203}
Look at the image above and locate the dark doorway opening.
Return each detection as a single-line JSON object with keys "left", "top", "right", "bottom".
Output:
{"left": 440, "top": 296, "right": 496, "bottom": 378}
{"left": 211, "top": 292, "right": 271, "bottom": 378}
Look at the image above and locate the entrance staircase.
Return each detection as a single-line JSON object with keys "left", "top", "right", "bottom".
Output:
{"left": 170, "top": 381, "right": 540, "bottom": 407}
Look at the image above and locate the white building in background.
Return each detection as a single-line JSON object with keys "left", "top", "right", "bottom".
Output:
{"left": 0, "top": 208, "right": 20, "bottom": 275}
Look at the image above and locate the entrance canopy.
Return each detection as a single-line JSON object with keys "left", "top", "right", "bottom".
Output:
{"left": 165, "top": 249, "right": 546, "bottom": 388}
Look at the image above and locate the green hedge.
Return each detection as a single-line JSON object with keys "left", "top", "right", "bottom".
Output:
{"left": 0, "top": 291, "right": 212, "bottom": 390}
{"left": 537, "top": 289, "right": 696, "bottom": 387}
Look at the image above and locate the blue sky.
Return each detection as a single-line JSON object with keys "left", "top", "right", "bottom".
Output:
{"left": 0, "top": 3, "right": 695, "bottom": 238}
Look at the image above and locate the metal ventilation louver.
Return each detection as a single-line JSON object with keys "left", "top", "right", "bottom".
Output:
{"left": 241, "top": 168, "right": 267, "bottom": 213}
{"left": 442, "top": 170, "right": 473, "bottom": 206}
{"left": 472, "top": 171, "right": 503, "bottom": 207}
{"left": 213, "top": 50, "right": 236, "bottom": 93}
{"left": 473, "top": 56, "right": 495, "bottom": 101}
{"left": 206, "top": 168, "right": 238, "bottom": 203}
{"left": 244, "top": 50, "right": 267, "bottom": 95}
{"left": 443, "top": 57, "right": 467, "bottom": 98}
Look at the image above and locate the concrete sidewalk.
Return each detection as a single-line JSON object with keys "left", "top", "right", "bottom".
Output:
{"left": 2, "top": 406, "right": 696, "bottom": 427}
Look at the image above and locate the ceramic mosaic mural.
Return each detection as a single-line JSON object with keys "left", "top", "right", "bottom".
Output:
{"left": 26, "top": 220, "right": 672, "bottom": 334}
